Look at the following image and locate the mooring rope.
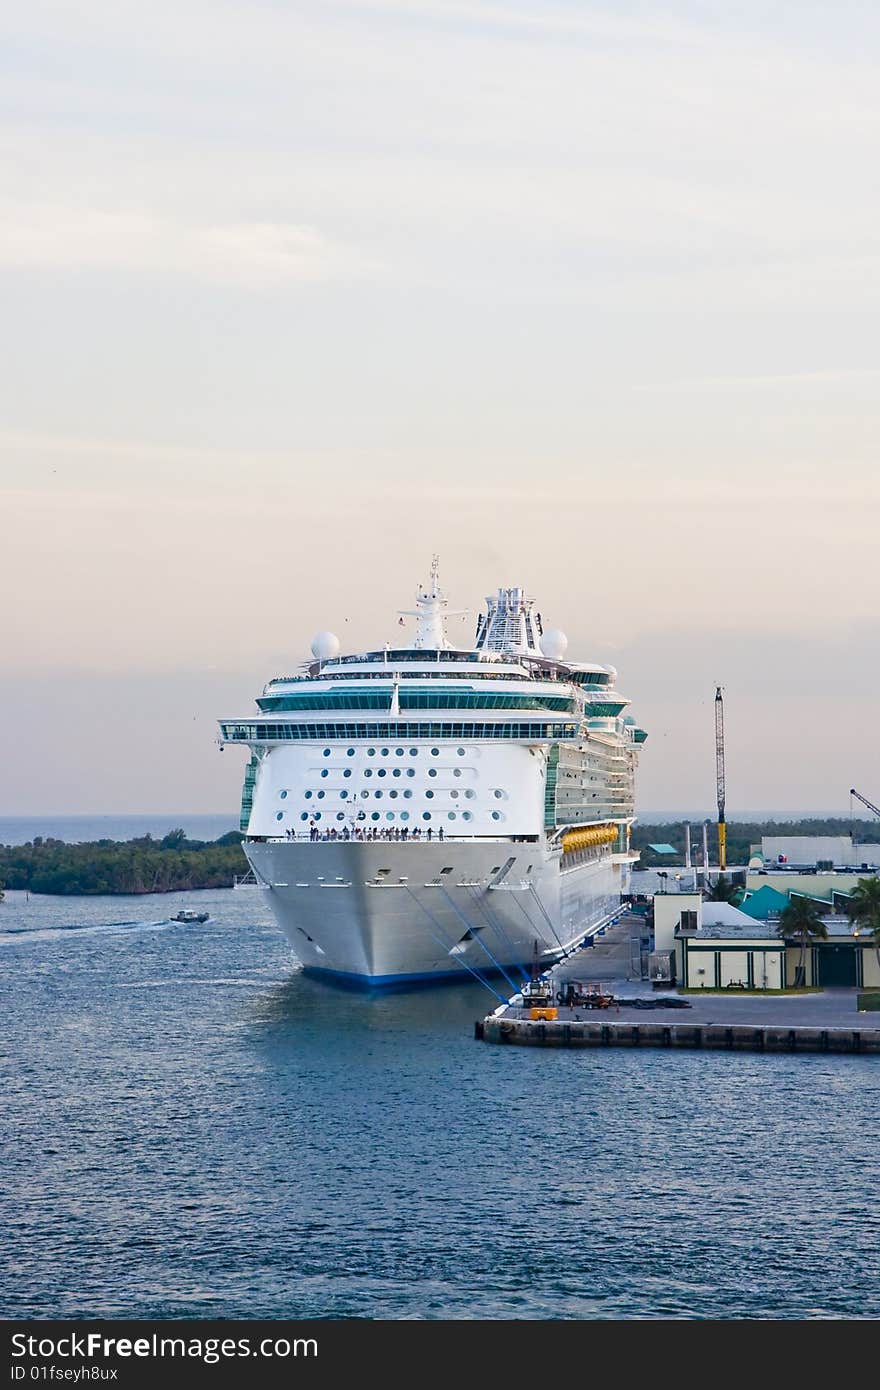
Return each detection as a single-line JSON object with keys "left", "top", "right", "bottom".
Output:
{"left": 402, "top": 885, "right": 508, "bottom": 1004}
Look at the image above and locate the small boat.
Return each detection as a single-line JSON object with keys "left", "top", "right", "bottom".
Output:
{"left": 171, "top": 909, "right": 209, "bottom": 924}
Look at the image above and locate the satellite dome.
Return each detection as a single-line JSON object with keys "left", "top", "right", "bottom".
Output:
{"left": 311, "top": 631, "right": 340, "bottom": 662}
{"left": 540, "top": 628, "right": 568, "bottom": 661}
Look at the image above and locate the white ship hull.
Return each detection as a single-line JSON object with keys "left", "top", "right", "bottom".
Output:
{"left": 221, "top": 574, "right": 646, "bottom": 992}
{"left": 245, "top": 838, "right": 626, "bottom": 988}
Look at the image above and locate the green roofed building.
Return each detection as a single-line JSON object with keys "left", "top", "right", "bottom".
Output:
{"left": 739, "top": 884, "right": 790, "bottom": 921}
{"left": 648, "top": 843, "right": 677, "bottom": 855}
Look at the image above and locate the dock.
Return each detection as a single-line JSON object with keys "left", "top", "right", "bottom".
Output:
{"left": 477, "top": 1015, "right": 880, "bottom": 1052}
{"left": 476, "top": 914, "right": 880, "bottom": 1054}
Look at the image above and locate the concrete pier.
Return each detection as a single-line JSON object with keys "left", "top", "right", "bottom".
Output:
{"left": 477, "top": 1015, "right": 880, "bottom": 1052}
{"left": 476, "top": 912, "right": 880, "bottom": 1054}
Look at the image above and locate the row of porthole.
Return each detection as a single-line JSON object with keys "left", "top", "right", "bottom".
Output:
{"left": 304, "top": 767, "right": 472, "bottom": 780}
{"left": 297, "top": 789, "right": 500, "bottom": 800}
{"left": 303, "top": 788, "right": 487, "bottom": 801}
{"left": 286, "top": 779, "right": 500, "bottom": 795}
{"left": 358, "top": 789, "right": 472, "bottom": 800}
{"left": 296, "top": 810, "right": 479, "bottom": 822}
{"left": 328, "top": 747, "right": 468, "bottom": 758}
{"left": 287, "top": 789, "right": 497, "bottom": 800}
{"left": 309, "top": 790, "right": 488, "bottom": 801}
{"left": 360, "top": 768, "right": 467, "bottom": 779}
{"left": 278, "top": 809, "right": 503, "bottom": 822}
{"left": 284, "top": 769, "right": 484, "bottom": 791}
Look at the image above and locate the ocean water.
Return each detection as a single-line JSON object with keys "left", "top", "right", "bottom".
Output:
{"left": 1, "top": 887, "right": 878, "bottom": 1320}
{"left": 0, "top": 814, "right": 237, "bottom": 845}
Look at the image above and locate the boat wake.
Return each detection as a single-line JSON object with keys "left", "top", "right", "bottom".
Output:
{"left": 0, "top": 919, "right": 173, "bottom": 944}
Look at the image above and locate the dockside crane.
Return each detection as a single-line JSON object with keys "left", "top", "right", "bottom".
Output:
{"left": 850, "top": 787, "right": 880, "bottom": 825}
{"left": 715, "top": 686, "right": 727, "bottom": 870}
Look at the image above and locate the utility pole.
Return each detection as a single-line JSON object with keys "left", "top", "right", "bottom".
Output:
{"left": 702, "top": 820, "right": 710, "bottom": 890}
{"left": 715, "top": 686, "right": 727, "bottom": 871}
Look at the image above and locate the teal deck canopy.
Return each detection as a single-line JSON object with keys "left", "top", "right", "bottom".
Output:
{"left": 647, "top": 843, "right": 677, "bottom": 855}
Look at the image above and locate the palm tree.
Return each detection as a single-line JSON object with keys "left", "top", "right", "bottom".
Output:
{"left": 776, "top": 896, "right": 828, "bottom": 986}
{"left": 708, "top": 874, "right": 739, "bottom": 904}
{"left": 845, "top": 876, "right": 880, "bottom": 971}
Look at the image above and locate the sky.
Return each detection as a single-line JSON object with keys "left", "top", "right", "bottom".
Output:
{"left": 1, "top": 1, "right": 878, "bottom": 820}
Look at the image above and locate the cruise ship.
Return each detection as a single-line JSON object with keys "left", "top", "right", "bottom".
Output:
{"left": 219, "top": 565, "right": 647, "bottom": 989}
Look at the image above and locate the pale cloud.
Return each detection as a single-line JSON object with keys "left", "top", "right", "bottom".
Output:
{"left": 639, "top": 368, "right": 880, "bottom": 391}
{"left": 0, "top": 204, "right": 377, "bottom": 283}
{"left": 2, "top": 2, "right": 879, "bottom": 812}
{"left": 331, "top": 0, "right": 713, "bottom": 47}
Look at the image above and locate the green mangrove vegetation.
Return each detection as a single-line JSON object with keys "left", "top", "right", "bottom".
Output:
{"left": 0, "top": 829, "right": 246, "bottom": 896}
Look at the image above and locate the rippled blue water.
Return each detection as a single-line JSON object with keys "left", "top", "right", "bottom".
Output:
{"left": 2, "top": 887, "right": 878, "bottom": 1320}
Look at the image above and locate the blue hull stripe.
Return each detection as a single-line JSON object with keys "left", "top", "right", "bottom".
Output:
{"left": 301, "top": 964, "right": 500, "bottom": 992}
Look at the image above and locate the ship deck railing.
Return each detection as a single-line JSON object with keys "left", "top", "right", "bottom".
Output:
{"left": 246, "top": 832, "right": 542, "bottom": 845}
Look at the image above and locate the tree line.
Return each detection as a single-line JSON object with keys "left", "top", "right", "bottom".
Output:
{"left": 0, "top": 829, "right": 246, "bottom": 896}
{"left": 632, "top": 818, "right": 878, "bottom": 868}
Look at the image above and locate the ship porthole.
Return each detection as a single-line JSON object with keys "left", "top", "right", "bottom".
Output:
{"left": 276, "top": 812, "right": 283, "bottom": 821}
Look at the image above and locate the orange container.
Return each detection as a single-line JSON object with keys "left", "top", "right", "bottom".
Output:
{"left": 529, "top": 1007, "right": 559, "bottom": 1021}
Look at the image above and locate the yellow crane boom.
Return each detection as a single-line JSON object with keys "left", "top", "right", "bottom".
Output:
{"left": 715, "top": 686, "right": 727, "bottom": 871}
